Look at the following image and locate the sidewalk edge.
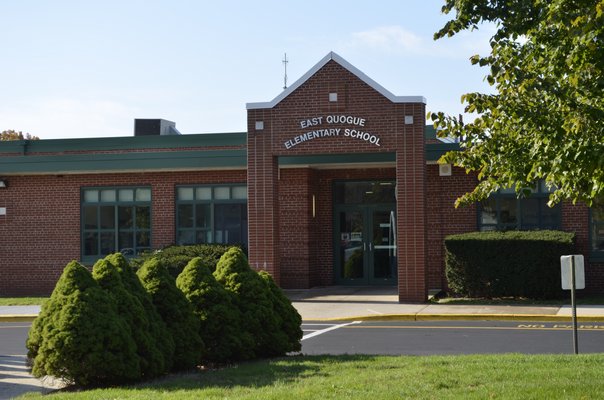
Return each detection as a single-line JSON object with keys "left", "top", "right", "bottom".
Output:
{"left": 303, "top": 314, "right": 604, "bottom": 322}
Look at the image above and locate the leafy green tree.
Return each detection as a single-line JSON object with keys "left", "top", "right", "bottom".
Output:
{"left": 0, "top": 129, "right": 39, "bottom": 140}
{"left": 429, "top": 0, "right": 604, "bottom": 207}
{"left": 26, "top": 261, "right": 139, "bottom": 386}
{"left": 259, "top": 270, "right": 303, "bottom": 353}
{"left": 137, "top": 258, "right": 204, "bottom": 371}
{"left": 213, "top": 247, "right": 283, "bottom": 358}
{"left": 92, "top": 258, "right": 166, "bottom": 379}
{"left": 176, "top": 257, "right": 247, "bottom": 363}
{"left": 104, "top": 253, "right": 175, "bottom": 372}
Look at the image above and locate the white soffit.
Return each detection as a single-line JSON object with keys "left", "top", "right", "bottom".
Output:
{"left": 246, "top": 51, "right": 426, "bottom": 109}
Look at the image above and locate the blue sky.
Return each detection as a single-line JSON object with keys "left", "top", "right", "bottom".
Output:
{"left": 1, "top": 1, "right": 495, "bottom": 139}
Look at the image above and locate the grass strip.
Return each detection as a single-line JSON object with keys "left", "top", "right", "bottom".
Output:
{"left": 0, "top": 297, "right": 47, "bottom": 306}
{"left": 18, "top": 353, "right": 604, "bottom": 399}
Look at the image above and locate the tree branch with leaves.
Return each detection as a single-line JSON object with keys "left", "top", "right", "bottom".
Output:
{"left": 429, "top": 0, "right": 604, "bottom": 208}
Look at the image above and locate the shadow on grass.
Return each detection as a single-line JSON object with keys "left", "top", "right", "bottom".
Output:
{"left": 55, "top": 355, "right": 381, "bottom": 394}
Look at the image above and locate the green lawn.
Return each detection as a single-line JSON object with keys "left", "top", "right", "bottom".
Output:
{"left": 432, "top": 295, "right": 604, "bottom": 306}
{"left": 18, "top": 354, "right": 604, "bottom": 399}
{"left": 0, "top": 297, "right": 47, "bottom": 306}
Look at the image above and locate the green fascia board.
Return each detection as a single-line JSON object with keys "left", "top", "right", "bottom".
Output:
{"left": 279, "top": 153, "right": 395, "bottom": 166}
{"left": 426, "top": 142, "right": 459, "bottom": 162}
{"left": 424, "top": 124, "right": 437, "bottom": 140}
{"left": 0, "top": 132, "right": 247, "bottom": 154}
{"left": 0, "top": 149, "right": 247, "bottom": 174}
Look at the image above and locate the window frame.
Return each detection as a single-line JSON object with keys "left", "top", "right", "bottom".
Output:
{"left": 175, "top": 183, "right": 248, "bottom": 246}
{"left": 477, "top": 184, "right": 561, "bottom": 232}
{"left": 589, "top": 208, "right": 604, "bottom": 262}
{"left": 81, "top": 186, "right": 152, "bottom": 262}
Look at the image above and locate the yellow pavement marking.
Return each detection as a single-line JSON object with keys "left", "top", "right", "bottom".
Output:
{"left": 345, "top": 324, "right": 604, "bottom": 332}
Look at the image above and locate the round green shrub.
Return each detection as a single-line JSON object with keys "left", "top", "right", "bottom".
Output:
{"left": 176, "top": 257, "right": 248, "bottom": 363}
{"left": 137, "top": 258, "right": 204, "bottom": 371}
{"left": 213, "top": 247, "right": 283, "bottom": 358}
{"left": 259, "top": 270, "right": 303, "bottom": 353}
{"left": 92, "top": 257, "right": 167, "bottom": 379}
{"left": 26, "top": 261, "right": 140, "bottom": 386}
{"left": 104, "top": 253, "right": 175, "bottom": 372}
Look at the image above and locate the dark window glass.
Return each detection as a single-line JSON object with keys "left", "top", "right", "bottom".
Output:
{"left": 119, "top": 232, "right": 134, "bottom": 252}
{"left": 84, "top": 232, "right": 98, "bottom": 256}
{"left": 100, "top": 206, "right": 115, "bottom": 229}
{"left": 136, "top": 206, "right": 150, "bottom": 229}
{"left": 478, "top": 181, "right": 561, "bottom": 231}
{"left": 521, "top": 198, "right": 539, "bottom": 228}
{"left": 82, "top": 187, "right": 151, "bottom": 259}
{"left": 100, "top": 232, "right": 116, "bottom": 254}
{"left": 335, "top": 181, "right": 396, "bottom": 205}
{"left": 215, "top": 204, "right": 246, "bottom": 244}
{"left": 178, "top": 204, "right": 194, "bottom": 228}
{"left": 480, "top": 198, "right": 497, "bottom": 227}
{"left": 176, "top": 185, "right": 247, "bottom": 247}
{"left": 118, "top": 206, "right": 133, "bottom": 229}
{"left": 195, "top": 204, "right": 211, "bottom": 228}
{"left": 591, "top": 208, "right": 604, "bottom": 253}
{"left": 83, "top": 206, "right": 98, "bottom": 230}
{"left": 178, "top": 230, "right": 196, "bottom": 245}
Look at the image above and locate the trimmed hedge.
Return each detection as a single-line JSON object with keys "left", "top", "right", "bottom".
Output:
{"left": 444, "top": 230, "right": 576, "bottom": 299}
{"left": 132, "top": 244, "right": 245, "bottom": 278}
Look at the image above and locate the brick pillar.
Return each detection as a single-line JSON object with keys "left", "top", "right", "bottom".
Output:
{"left": 247, "top": 111, "right": 281, "bottom": 283}
{"left": 396, "top": 103, "right": 427, "bottom": 302}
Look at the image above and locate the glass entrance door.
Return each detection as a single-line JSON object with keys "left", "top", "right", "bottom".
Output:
{"left": 335, "top": 206, "right": 397, "bottom": 285}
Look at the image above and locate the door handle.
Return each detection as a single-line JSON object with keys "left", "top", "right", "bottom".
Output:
{"left": 369, "top": 242, "right": 372, "bottom": 251}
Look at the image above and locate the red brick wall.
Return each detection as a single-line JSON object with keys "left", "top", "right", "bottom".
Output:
{"left": 426, "top": 165, "right": 478, "bottom": 291}
{"left": 562, "top": 203, "right": 604, "bottom": 294}
{"left": 0, "top": 170, "right": 246, "bottom": 296}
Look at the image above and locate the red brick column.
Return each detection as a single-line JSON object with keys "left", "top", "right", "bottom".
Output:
{"left": 247, "top": 111, "right": 281, "bottom": 283}
{"left": 396, "top": 104, "right": 427, "bottom": 302}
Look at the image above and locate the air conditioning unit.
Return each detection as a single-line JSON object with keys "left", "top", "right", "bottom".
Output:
{"left": 439, "top": 163, "right": 452, "bottom": 177}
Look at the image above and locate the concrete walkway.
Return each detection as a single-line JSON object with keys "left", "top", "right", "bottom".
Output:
{"left": 286, "top": 286, "right": 604, "bottom": 322}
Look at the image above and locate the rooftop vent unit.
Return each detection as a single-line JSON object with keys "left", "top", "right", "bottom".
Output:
{"left": 134, "top": 119, "right": 181, "bottom": 136}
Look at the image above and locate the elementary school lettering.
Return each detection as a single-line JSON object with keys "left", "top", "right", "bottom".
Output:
{"left": 284, "top": 115, "right": 381, "bottom": 149}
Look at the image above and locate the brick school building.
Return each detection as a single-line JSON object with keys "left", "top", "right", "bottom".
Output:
{"left": 1, "top": 52, "right": 602, "bottom": 301}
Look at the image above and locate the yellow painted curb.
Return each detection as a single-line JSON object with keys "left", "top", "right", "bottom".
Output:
{"left": 305, "top": 314, "right": 604, "bottom": 323}
{"left": 0, "top": 315, "right": 37, "bottom": 322}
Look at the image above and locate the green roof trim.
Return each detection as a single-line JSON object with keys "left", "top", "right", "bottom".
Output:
{"left": 279, "top": 152, "right": 395, "bottom": 166}
{"left": 0, "top": 149, "right": 247, "bottom": 175}
{"left": 0, "top": 132, "right": 247, "bottom": 155}
{"left": 426, "top": 143, "right": 459, "bottom": 161}
{"left": 425, "top": 124, "right": 437, "bottom": 140}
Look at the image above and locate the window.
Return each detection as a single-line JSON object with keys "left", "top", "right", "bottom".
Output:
{"left": 176, "top": 184, "right": 248, "bottom": 246}
{"left": 334, "top": 181, "right": 396, "bottom": 205}
{"left": 478, "top": 182, "right": 561, "bottom": 231}
{"left": 82, "top": 187, "right": 151, "bottom": 259}
{"left": 591, "top": 208, "right": 604, "bottom": 257}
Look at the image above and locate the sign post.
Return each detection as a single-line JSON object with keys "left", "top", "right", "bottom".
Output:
{"left": 560, "top": 255, "right": 585, "bottom": 355}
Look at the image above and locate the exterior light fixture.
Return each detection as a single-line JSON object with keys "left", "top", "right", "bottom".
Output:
{"left": 0, "top": 179, "right": 7, "bottom": 188}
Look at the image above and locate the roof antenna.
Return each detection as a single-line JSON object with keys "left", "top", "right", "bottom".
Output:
{"left": 282, "top": 53, "right": 288, "bottom": 89}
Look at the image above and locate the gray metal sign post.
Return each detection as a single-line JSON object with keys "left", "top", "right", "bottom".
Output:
{"left": 561, "top": 255, "right": 585, "bottom": 355}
